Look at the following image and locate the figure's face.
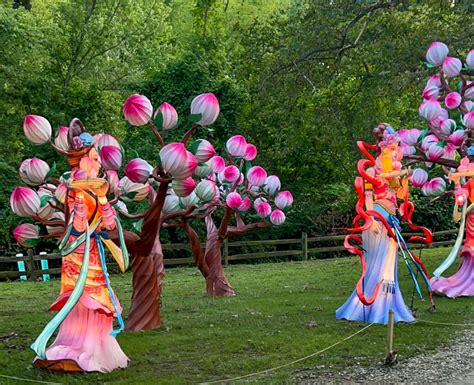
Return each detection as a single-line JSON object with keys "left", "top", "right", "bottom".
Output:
{"left": 385, "top": 142, "right": 403, "bottom": 162}
{"left": 78, "top": 148, "right": 100, "bottom": 178}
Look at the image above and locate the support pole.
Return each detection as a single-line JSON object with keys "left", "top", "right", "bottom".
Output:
{"left": 302, "top": 232, "right": 308, "bottom": 261}
{"left": 384, "top": 309, "right": 397, "bottom": 366}
{"left": 27, "top": 249, "right": 36, "bottom": 282}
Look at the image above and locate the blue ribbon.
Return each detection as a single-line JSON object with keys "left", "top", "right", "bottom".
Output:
{"left": 388, "top": 214, "right": 433, "bottom": 295}
{"left": 70, "top": 228, "right": 125, "bottom": 337}
{"left": 94, "top": 231, "right": 124, "bottom": 337}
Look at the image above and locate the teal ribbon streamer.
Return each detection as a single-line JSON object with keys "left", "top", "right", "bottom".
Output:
{"left": 95, "top": 232, "right": 124, "bottom": 336}
{"left": 31, "top": 222, "right": 92, "bottom": 359}
{"left": 433, "top": 203, "right": 470, "bottom": 278}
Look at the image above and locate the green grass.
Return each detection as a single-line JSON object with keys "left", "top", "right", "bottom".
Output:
{"left": 0, "top": 247, "right": 472, "bottom": 384}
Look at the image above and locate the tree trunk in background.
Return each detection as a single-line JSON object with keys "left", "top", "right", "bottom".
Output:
{"left": 184, "top": 221, "right": 209, "bottom": 278}
{"left": 204, "top": 217, "right": 235, "bottom": 296}
{"left": 125, "top": 180, "right": 169, "bottom": 332}
{"left": 125, "top": 241, "right": 164, "bottom": 331}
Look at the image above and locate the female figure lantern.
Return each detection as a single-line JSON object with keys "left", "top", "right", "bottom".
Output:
{"left": 30, "top": 120, "right": 129, "bottom": 372}
{"left": 431, "top": 150, "right": 474, "bottom": 297}
{"left": 336, "top": 124, "right": 434, "bottom": 324}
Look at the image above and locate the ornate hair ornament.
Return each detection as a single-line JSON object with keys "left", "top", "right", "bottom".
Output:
{"left": 378, "top": 125, "right": 399, "bottom": 148}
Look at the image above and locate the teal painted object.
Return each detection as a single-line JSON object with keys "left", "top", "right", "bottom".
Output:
{"left": 39, "top": 252, "right": 50, "bottom": 281}
{"left": 16, "top": 253, "right": 27, "bottom": 281}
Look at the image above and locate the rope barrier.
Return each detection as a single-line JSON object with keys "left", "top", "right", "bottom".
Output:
{"left": 0, "top": 374, "right": 60, "bottom": 384}
{"left": 417, "top": 319, "right": 474, "bottom": 327}
{"left": 199, "top": 323, "right": 375, "bottom": 384}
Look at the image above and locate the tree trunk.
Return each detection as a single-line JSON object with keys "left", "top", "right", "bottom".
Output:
{"left": 204, "top": 217, "right": 235, "bottom": 296}
{"left": 125, "top": 243, "right": 164, "bottom": 331}
{"left": 125, "top": 180, "right": 169, "bottom": 332}
{"left": 184, "top": 221, "right": 209, "bottom": 278}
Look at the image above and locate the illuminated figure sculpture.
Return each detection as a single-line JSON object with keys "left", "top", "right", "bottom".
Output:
{"left": 336, "top": 124, "right": 434, "bottom": 324}
{"left": 11, "top": 119, "right": 129, "bottom": 372}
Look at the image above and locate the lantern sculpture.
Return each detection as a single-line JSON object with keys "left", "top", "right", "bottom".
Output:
{"left": 12, "top": 118, "right": 129, "bottom": 372}
{"left": 336, "top": 125, "right": 434, "bottom": 324}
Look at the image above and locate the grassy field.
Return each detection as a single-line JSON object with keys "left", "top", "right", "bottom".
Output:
{"left": 0, "top": 247, "right": 472, "bottom": 384}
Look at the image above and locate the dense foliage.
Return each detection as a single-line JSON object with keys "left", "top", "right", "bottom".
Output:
{"left": 1, "top": 0, "right": 473, "bottom": 252}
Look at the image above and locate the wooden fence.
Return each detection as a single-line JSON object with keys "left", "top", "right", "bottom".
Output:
{"left": 0, "top": 229, "right": 458, "bottom": 280}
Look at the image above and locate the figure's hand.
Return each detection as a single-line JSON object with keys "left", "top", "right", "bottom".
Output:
{"left": 454, "top": 186, "right": 467, "bottom": 206}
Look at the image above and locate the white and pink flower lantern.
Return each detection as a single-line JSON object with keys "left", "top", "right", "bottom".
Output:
{"left": 23, "top": 115, "right": 52, "bottom": 145}
{"left": 119, "top": 177, "right": 150, "bottom": 201}
{"left": 270, "top": 210, "right": 286, "bottom": 226}
{"left": 238, "top": 196, "right": 251, "bottom": 212}
{"left": 162, "top": 194, "right": 181, "bottom": 214}
{"left": 426, "top": 42, "right": 449, "bottom": 66}
{"left": 410, "top": 168, "right": 428, "bottom": 188}
{"left": 439, "top": 119, "right": 456, "bottom": 135}
{"left": 123, "top": 94, "right": 153, "bottom": 126}
{"left": 172, "top": 177, "right": 196, "bottom": 198}
{"left": 94, "top": 133, "right": 121, "bottom": 150}
{"left": 426, "top": 75, "right": 442, "bottom": 88}
{"left": 226, "top": 192, "right": 242, "bottom": 209}
{"left": 422, "top": 177, "right": 446, "bottom": 197}
{"left": 399, "top": 129, "right": 421, "bottom": 146}
{"left": 194, "top": 160, "right": 213, "bottom": 178}
{"left": 13, "top": 223, "right": 40, "bottom": 248}
{"left": 155, "top": 102, "right": 178, "bottom": 131}
{"left": 244, "top": 144, "right": 257, "bottom": 161}
{"left": 192, "top": 139, "right": 216, "bottom": 163}
{"left": 422, "top": 86, "right": 440, "bottom": 100}
{"left": 210, "top": 156, "right": 226, "bottom": 173}
{"left": 19, "top": 158, "right": 50, "bottom": 186}
{"left": 445, "top": 92, "right": 462, "bottom": 109}
{"left": 54, "top": 184, "right": 67, "bottom": 204}
{"left": 160, "top": 143, "right": 197, "bottom": 179}
{"left": 466, "top": 50, "right": 474, "bottom": 69}
{"left": 100, "top": 146, "right": 123, "bottom": 171}
{"left": 426, "top": 144, "right": 444, "bottom": 161}
{"left": 442, "top": 57, "right": 462, "bottom": 78}
{"left": 275, "top": 191, "right": 293, "bottom": 210}
{"left": 419, "top": 99, "right": 442, "bottom": 121}
{"left": 10, "top": 187, "right": 41, "bottom": 217}
{"left": 463, "top": 111, "right": 474, "bottom": 129}
{"left": 195, "top": 180, "right": 216, "bottom": 202}
{"left": 54, "top": 126, "right": 69, "bottom": 152}
{"left": 449, "top": 130, "right": 465, "bottom": 147}
{"left": 256, "top": 201, "right": 272, "bottom": 218}
{"left": 264, "top": 175, "right": 281, "bottom": 196}
{"left": 181, "top": 192, "right": 200, "bottom": 209}
{"left": 190, "top": 93, "right": 220, "bottom": 126}
{"left": 226, "top": 135, "right": 247, "bottom": 157}
{"left": 247, "top": 166, "right": 267, "bottom": 187}
{"left": 223, "top": 165, "right": 240, "bottom": 183}
{"left": 125, "top": 158, "right": 153, "bottom": 183}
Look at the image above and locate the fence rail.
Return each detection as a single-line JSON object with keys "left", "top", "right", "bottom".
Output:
{"left": 0, "top": 229, "right": 458, "bottom": 280}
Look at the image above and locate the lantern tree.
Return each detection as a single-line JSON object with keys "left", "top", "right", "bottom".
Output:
{"left": 12, "top": 93, "right": 293, "bottom": 332}
{"left": 398, "top": 42, "right": 474, "bottom": 297}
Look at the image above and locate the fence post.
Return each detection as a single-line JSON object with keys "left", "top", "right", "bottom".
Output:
{"left": 16, "top": 253, "right": 27, "bottom": 281}
{"left": 223, "top": 238, "right": 229, "bottom": 266}
{"left": 27, "top": 249, "right": 36, "bottom": 281}
{"left": 39, "top": 251, "right": 50, "bottom": 282}
{"left": 301, "top": 232, "right": 308, "bottom": 261}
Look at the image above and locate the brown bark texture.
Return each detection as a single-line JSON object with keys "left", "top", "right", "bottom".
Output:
{"left": 204, "top": 217, "right": 235, "bottom": 296}
{"left": 124, "top": 181, "right": 169, "bottom": 332}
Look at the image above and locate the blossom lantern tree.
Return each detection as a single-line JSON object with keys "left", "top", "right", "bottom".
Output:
{"left": 398, "top": 42, "right": 474, "bottom": 298}
{"left": 120, "top": 94, "right": 292, "bottom": 329}
{"left": 12, "top": 93, "right": 292, "bottom": 334}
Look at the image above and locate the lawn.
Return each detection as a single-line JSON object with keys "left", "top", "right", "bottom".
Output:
{"left": 0, "top": 247, "right": 472, "bottom": 384}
